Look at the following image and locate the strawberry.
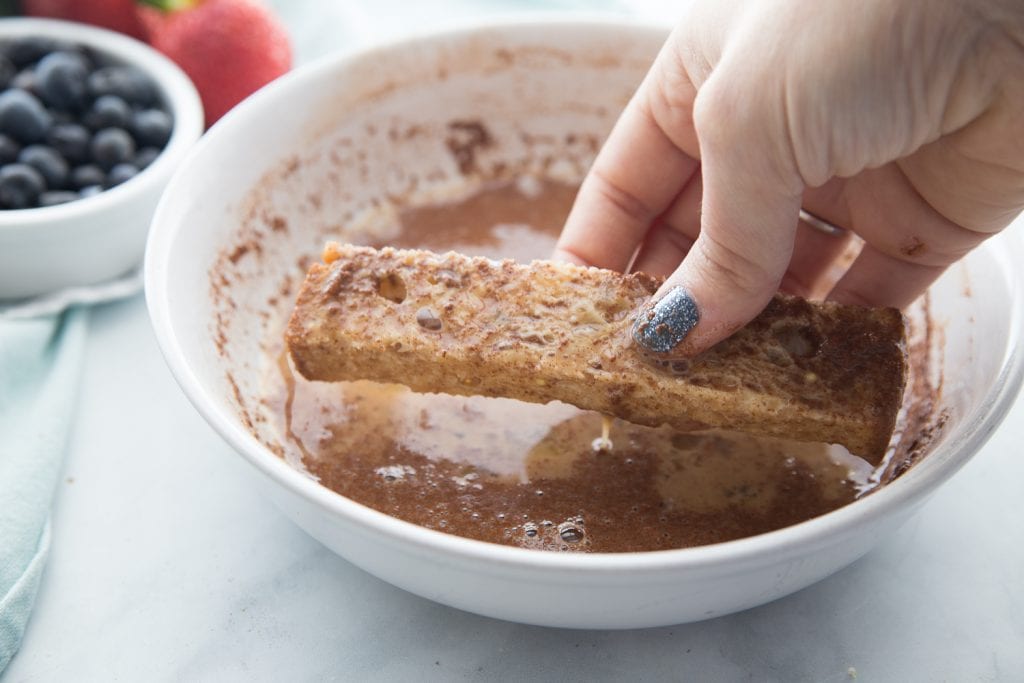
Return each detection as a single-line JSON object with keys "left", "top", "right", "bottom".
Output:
{"left": 22, "top": 0, "right": 147, "bottom": 39}
{"left": 138, "top": 0, "right": 291, "bottom": 127}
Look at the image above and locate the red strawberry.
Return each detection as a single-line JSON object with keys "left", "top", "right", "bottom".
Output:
{"left": 22, "top": 0, "right": 146, "bottom": 39}
{"left": 138, "top": 0, "right": 291, "bottom": 127}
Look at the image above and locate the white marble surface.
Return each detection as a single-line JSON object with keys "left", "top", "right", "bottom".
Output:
{"left": 6, "top": 2, "right": 1024, "bottom": 680}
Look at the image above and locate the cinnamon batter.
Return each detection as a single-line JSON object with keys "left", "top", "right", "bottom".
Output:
{"left": 264, "top": 178, "right": 874, "bottom": 553}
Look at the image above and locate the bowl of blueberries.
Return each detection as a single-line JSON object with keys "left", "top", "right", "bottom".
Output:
{"left": 0, "top": 18, "right": 202, "bottom": 300}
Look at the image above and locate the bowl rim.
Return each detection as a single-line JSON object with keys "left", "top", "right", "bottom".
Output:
{"left": 146, "top": 16, "right": 1024, "bottom": 574}
{"left": 0, "top": 17, "right": 203, "bottom": 232}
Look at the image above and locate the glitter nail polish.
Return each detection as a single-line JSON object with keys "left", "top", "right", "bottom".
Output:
{"left": 632, "top": 286, "right": 700, "bottom": 354}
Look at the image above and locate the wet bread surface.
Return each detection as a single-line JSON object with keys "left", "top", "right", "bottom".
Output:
{"left": 286, "top": 243, "right": 907, "bottom": 461}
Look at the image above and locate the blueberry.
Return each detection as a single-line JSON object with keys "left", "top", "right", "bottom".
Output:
{"left": 0, "top": 89, "right": 52, "bottom": 143}
{"left": 3, "top": 37, "right": 61, "bottom": 68}
{"left": 47, "top": 123, "right": 91, "bottom": 164}
{"left": 87, "top": 66, "right": 157, "bottom": 106}
{"left": 90, "top": 128, "right": 135, "bottom": 170}
{"left": 11, "top": 68, "right": 38, "bottom": 96}
{"left": 70, "top": 164, "right": 106, "bottom": 189}
{"left": 79, "top": 184, "right": 103, "bottom": 199}
{"left": 35, "top": 51, "right": 89, "bottom": 110}
{"left": 133, "top": 146, "right": 161, "bottom": 170}
{"left": 19, "top": 145, "right": 69, "bottom": 189}
{"left": 106, "top": 162, "right": 138, "bottom": 188}
{"left": 85, "top": 95, "right": 130, "bottom": 130}
{"left": 53, "top": 110, "right": 77, "bottom": 125}
{"left": 0, "top": 55, "right": 15, "bottom": 90}
{"left": 130, "top": 108, "right": 172, "bottom": 148}
{"left": 58, "top": 50, "right": 93, "bottom": 73}
{"left": 0, "top": 133, "right": 20, "bottom": 165}
{"left": 39, "top": 190, "right": 79, "bottom": 207}
{"left": 0, "top": 163, "right": 45, "bottom": 209}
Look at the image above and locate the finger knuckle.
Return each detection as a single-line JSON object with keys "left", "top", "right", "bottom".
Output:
{"left": 587, "top": 167, "right": 658, "bottom": 226}
{"left": 882, "top": 234, "right": 974, "bottom": 268}
{"left": 696, "top": 233, "right": 779, "bottom": 297}
{"left": 643, "top": 59, "right": 697, "bottom": 133}
{"left": 691, "top": 79, "right": 731, "bottom": 147}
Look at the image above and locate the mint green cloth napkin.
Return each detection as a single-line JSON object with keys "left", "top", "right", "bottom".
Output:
{"left": 0, "top": 308, "right": 88, "bottom": 673}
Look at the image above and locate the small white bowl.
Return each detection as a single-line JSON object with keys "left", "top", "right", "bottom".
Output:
{"left": 0, "top": 18, "right": 202, "bottom": 300}
{"left": 146, "top": 19, "right": 1024, "bottom": 628}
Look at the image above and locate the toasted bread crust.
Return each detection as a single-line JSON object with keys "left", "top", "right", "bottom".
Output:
{"left": 286, "top": 244, "right": 907, "bottom": 461}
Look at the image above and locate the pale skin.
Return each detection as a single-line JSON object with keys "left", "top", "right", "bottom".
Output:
{"left": 554, "top": 0, "right": 1024, "bottom": 356}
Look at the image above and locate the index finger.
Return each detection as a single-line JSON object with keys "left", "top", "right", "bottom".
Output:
{"left": 553, "top": 48, "right": 701, "bottom": 272}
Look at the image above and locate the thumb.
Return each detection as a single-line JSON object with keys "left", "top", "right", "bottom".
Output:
{"left": 632, "top": 81, "right": 802, "bottom": 357}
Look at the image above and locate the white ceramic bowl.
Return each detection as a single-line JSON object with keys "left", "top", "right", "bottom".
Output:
{"left": 146, "top": 20, "right": 1024, "bottom": 629}
{"left": 0, "top": 18, "right": 203, "bottom": 300}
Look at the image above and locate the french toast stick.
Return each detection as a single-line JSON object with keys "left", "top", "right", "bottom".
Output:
{"left": 286, "top": 243, "right": 907, "bottom": 462}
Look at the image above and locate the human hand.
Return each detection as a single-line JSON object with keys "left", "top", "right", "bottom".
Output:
{"left": 554, "top": 0, "right": 1024, "bottom": 356}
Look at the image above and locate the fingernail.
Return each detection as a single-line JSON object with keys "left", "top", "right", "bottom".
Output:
{"left": 632, "top": 286, "right": 700, "bottom": 354}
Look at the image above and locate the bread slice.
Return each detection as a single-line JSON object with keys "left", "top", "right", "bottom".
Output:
{"left": 286, "top": 243, "right": 907, "bottom": 461}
